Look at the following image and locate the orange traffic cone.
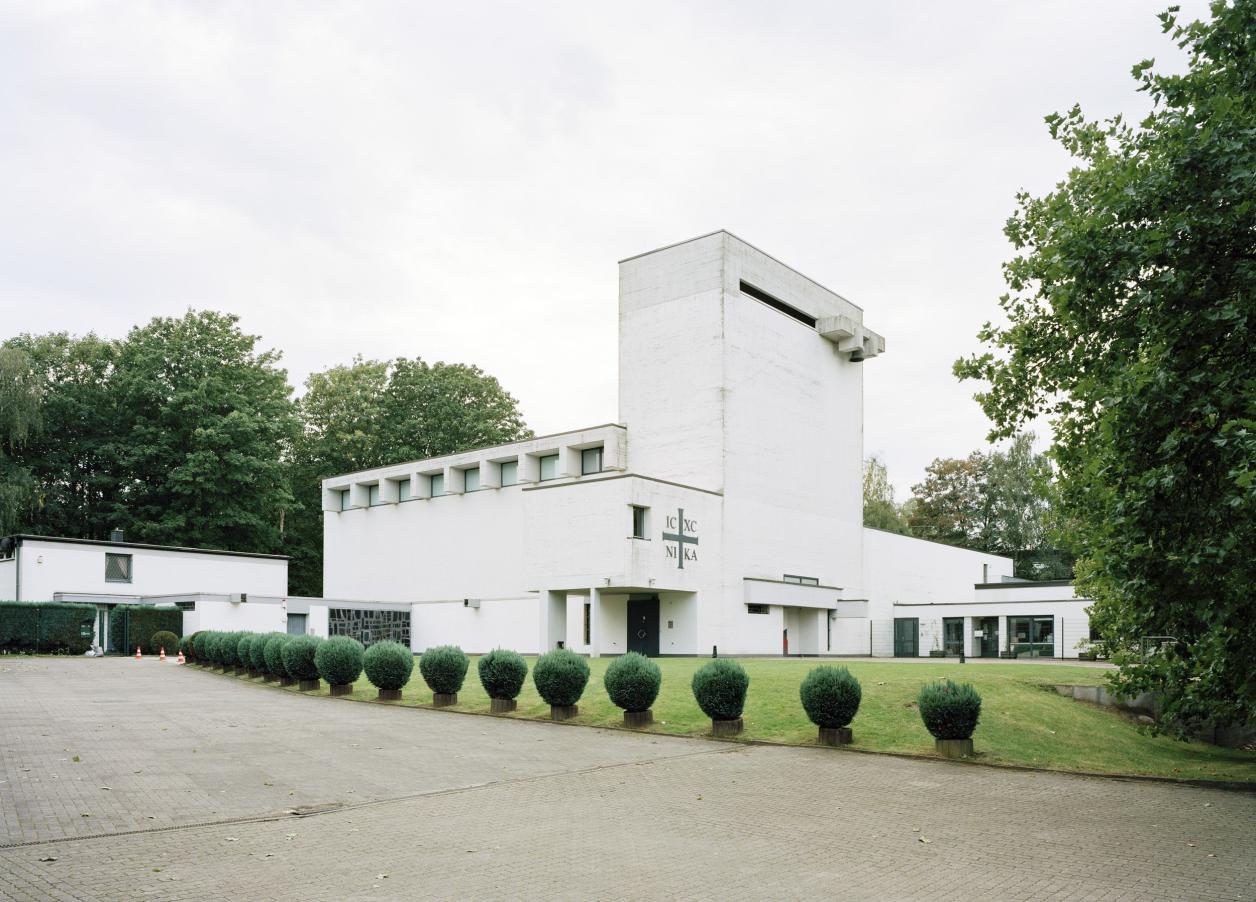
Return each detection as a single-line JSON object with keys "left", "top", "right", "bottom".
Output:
{"left": 159, "top": 646, "right": 167, "bottom": 662}
{"left": 176, "top": 650, "right": 185, "bottom": 664}
{"left": 135, "top": 647, "right": 142, "bottom": 660}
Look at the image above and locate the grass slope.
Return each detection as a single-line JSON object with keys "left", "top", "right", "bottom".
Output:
{"left": 239, "top": 657, "right": 1254, "bottom": 782}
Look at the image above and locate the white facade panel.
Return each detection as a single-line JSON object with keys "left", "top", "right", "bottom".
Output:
{"left": 12, "top": 538, "right": 287, "bottom": 602}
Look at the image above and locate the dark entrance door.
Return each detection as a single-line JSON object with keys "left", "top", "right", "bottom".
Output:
{"left": 627, "top": 595, "right": 660, "bottom": 656}
{"left": 979, "top": 617, "right": 999, "bottom": 657}
{"left": 943, "top": 617, "right": 964, "bottom": 656}
{"left": 893, "top": 618, "right": 919, "bottom": 658}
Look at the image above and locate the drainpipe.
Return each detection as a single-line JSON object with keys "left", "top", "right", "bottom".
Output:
{"left": 14, "top": 537, "right": 20, "bottom": 602}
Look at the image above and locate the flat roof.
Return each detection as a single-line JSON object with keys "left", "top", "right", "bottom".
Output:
{"left": 8, "top": 534, "right": 288, "bottom": 561}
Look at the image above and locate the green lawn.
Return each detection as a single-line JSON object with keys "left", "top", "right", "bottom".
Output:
{"left": 221, "top": 657, "right": 1256, "bottom": 783}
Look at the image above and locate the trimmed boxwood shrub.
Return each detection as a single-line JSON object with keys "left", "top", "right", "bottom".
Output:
{"left": 315, "top": 635, "right": 365, "bottom": 686}
{"left": 603, "top": 652, "right": 662, "bottom": 713}
{"left": 179, "top": 632, "right": 199, "bottom": 660}
{"left": 0, "top": 601, "right": 96, "bottom": 655}
{"left": 248, "top": 632, "right": 270, "bottom": 671}
{"left": 217, "top": 632, "right": 237, "bottom": 667}
{"left": 210, "top": 632, "right": 230, "bottom": 665}
{"left": 692, "top": 658, "right": 749, "bottom": 721}
{"left": 799, "top": 666, "right": 862, "bottom": 729}
{"left": 263, "top": 633, "right": 292, "bottom": 677}
{"left": 237, "top": 633, "right": 257, "bottom": 669}
{"left": 282, "top": 635, "right": 322, "bottom": 681}
{"left": 202, "top": 632, "right": 221, "bottom": 664}
{"left": 419, "top": 645, "right": 470, "bottom": 695}
{"left": 532, "top": 648, "right": 590, "bottom": 707}
{"left": 363, "top": 640, "right": 414, "bottom": 691}
{"left": 477, "top": 649, "right": 528, "bottom": 700}
{"left": 149, "top": 630, "right": 179, "bottom": 655}
{"left": 918, "top": 680, "right": 982, "bottom": 740}
{"left": 193, "top": 631, "right": 213, "bottom": 662}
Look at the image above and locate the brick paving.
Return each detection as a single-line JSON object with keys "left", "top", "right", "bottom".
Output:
{"left": 0, "top": 658, "right": 1252, "bottom": 901}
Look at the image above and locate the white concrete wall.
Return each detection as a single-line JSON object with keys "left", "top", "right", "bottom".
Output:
{"left": 0, "top": 559, "right": 14, "bottom": 599}
{"left": 15, "top": 539, "right": 287, "bottom": 601}
{"left": 304, "top": 605, "right": 330, "bottom": 637}
{"left": 863, "top": 528, "right": 1013, "bottom": 621}
{"left": 186, "top": 600, "right": 287, "bottom": 634}
{"left": 410, "top": 597, "right": 538, "bottom": 654}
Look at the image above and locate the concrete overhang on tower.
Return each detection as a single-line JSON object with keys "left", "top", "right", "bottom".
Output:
{"left": 816, "top": 314, "right": 886, "bottom": 362}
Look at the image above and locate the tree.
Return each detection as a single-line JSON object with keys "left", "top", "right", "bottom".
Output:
{"left": 108, "top": 311, "right": 299, "bottom": 554}
{"left": 862, "top": 455, "right": 910, "bottom": 534}
{"left": 2, "top": 332, "right": 118, "bottom": 539}
{"left": 908, "top": 453, "right": 989, "bottom": 548}
{"left": 954, "top": 4, "right": 1256, "bottom": 730}
{"left": 285, "top": 357, "right": 532, "bottom": 596}
{"left": 0, "top": 347, "right": 43, "bottom": 534}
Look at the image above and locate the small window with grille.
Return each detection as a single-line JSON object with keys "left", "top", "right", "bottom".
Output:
{"left": 105, "top": 553, "right": 132, "bottom": 583}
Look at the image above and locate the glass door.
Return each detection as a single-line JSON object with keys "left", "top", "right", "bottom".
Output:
{"left": 943, "top": 618, "right": 964, "bottom": 656}
{"left": 1008, "top": 615, "right": 1055, "bottom": 657}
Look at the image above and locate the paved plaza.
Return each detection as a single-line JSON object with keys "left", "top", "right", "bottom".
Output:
{"left": 0, "top": 658, "right": 1252, "bottom": 901}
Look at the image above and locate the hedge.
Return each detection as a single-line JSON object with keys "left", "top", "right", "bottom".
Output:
{"left": 108, "top": 605, "right": 182, "bottom": 656}
{"left": 477, "top": 649, "right": 528, "bottom": 700}
{"left": 363, "top": 641, "right": 414, "bottom": 691}
{"left": 419, "top": 645, "right": 469, "bottom": 695}
{"left": 0, "top": 601, "right": 96, "bottom": 654}
{"left": 193, "top": 631, "right": 213, "bottom": 662}
{"left": 315, "top": 635, "right": 365, "bottom": 686}
{"left": 532, "top": 648, "right": 590, "bottom": 707}
{"left": 603, "top": 652, "right": 662, "bottom": 713}
{"left": 238, "top": 634, "right": 257, "bottom": 670}
{"left": 691, "top": 658, "right": 749, "bottom": 721}
{"left": 917, "top": 680, "right": 982, "bottom": 740}
{"left": 180, "top": 632, "right": 200, "bottom": 660}
{"left": 799, "top": 666, "right": 861, "bottom": 729}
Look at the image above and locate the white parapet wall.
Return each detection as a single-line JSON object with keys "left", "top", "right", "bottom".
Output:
{"left": 184, "top": 600, "right": 287, "bottom": 635}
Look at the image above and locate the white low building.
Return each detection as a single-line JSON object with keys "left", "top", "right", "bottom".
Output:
{"left": 0, "top": 532, "right": 289, "bottom": 650}
{"left": 321, "top": 231, "right": 1094, "bottom": 658}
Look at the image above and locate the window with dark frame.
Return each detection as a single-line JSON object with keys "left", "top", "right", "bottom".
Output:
{"left": 631, "top": 505, "right": 647, "bottom": 539}
{"left": 747, "top": 604, "right": 769, "bottom": 615}
{"left": 581, "top": 446, "right": 603, "bottom": 475}
{"left": 783, "top": 574, "right": 819, "bottom": 586}
{"left": 583, "top": 602, "right": 591, "bottom": 645}
{"left": 538, "top": 454, "right": 559, "bottom": 481}
{"left": 105, "top": 553, "right": 132, "bottom": 583}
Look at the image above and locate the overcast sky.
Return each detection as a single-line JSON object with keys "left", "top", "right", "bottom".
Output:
{"left": 0, "top": 1, "right": 1204, "bottom": 497}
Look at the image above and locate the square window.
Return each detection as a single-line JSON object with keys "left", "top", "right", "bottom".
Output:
{"left": 368, "top": 484, "right": 381, "bottom": 506}
{"left": 538, "top": 454, "right": 558, "bottom": 481}
{"left": 631, "top": 505, "right": 647, "bottom": 539}
{"left": 430, "top": 473, "right": 445, "bottom": 497}
{"left": 500, "top": 460, "right": 518, "bottom": 486}
{"left": 398, "top": 478, "right": 412, "bottom": 502}
{"left": 581, "top": 446, "right": 603, "bottom": 475}
{"left": 463, "top": 467, "right": 481, "bottom": 492}
{"left": 105, "top": 553, "right": 132, "bottom": 583}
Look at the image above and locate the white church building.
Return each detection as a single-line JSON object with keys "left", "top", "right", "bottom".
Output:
{"left": 321, "top": 232, "right": 1093, "bottom": 658}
